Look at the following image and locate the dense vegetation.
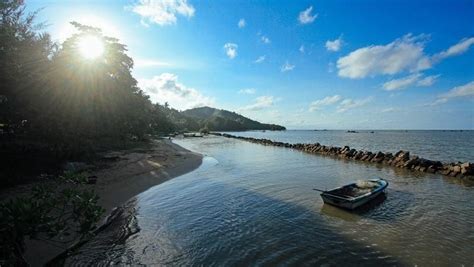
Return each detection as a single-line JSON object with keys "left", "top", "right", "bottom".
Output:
{"left": 182, "top": 106, "right": 286, "bottom": 131}
{"left": 0, "top": 172, "right": 104, "bottom": 265}
{"left": 149, "top": 105, "right": 286, "bottom": 133}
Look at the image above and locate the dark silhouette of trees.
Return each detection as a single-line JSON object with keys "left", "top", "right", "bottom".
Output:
{"left": 44, "top": 22, "right": 154, "bottom": 146}
{"left": 0, "top": 0, "right": 55, "bottom": 137}
{"left": 0, "top": 1, "right": 284, "bottom": 187}
{"left": 1, "top": 2, "right": 158, "bottom": 166}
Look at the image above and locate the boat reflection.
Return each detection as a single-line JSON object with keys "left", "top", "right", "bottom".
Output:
{"left": 320, "top": 193, "right": 387, "bottom": 221}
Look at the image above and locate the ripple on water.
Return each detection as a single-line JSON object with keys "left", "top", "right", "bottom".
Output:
{"left": 65, "top": 136, "right": 474, "bottom": 266}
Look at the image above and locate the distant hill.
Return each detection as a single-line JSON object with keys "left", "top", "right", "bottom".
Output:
{"left": 181, "top": 107, "right": 286, "bottom": 131}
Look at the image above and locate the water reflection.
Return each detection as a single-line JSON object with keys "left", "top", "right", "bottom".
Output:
{"left": 320, "top": 193, "right": 389, "bottom": 222}
{"left": 65, "top": 136, "right": 474, "bottom": 266}
{"left": 65, "top": 181, "right": 401, "bottom": 266}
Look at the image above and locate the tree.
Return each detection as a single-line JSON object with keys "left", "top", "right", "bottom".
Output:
{"left": 46, "top": 22, "right": 153, "bottom": 143}
{"left": 0, "top": 0, "right": 55, "bottom": 136}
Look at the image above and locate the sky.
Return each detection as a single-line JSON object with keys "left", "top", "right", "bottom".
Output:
{"left": 27, "top": 0, "right": 474, "bottom": 129}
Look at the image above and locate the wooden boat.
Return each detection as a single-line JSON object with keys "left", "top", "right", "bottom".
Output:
{"left": 316, "top": 179, "right": 388, "bottom": 210}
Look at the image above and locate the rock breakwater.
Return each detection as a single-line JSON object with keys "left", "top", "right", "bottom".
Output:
{"left": 212, "top": 133, "right": 473, "bottom": 179}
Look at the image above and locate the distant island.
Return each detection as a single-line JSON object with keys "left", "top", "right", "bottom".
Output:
{"left": 156, "top": 106, "right": 286, "bottom": 132}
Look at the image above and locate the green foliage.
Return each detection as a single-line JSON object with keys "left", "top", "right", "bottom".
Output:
{"left": 0, "top": 172, "right": 104, "bottom": 265}
{"left": 182, "top": 106, "right": 286, "bottom": 131}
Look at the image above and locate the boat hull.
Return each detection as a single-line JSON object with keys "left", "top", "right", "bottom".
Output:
{"left": 320, "top": 179, "right": 388, "bottom": 210}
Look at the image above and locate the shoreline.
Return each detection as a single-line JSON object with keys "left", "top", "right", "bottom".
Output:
{"left": 20, "top": 138, "right": 202, "bottom": 266}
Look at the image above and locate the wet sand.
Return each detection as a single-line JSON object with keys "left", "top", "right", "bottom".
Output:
{"left": 19, "top": 138, "right": 202, "bottom": 266}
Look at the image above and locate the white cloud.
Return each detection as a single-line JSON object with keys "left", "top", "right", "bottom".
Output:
{"left": 254, "top": 55, "right": 266, "bottom": 63}
{"left": 441, "top": 81, "right": 474, "bottom": 98}
{"left": 382, "top": 73, "right": 439, "bottom": 91}
{"left": 131, "top": 0, "right": 195, "bottom": 26}
{"left": 416, "top": 75, "right": 440, "bottom": 87}
{"left": 432, "top": 37, "right": 474, "bottom": 62}
{"left": 326, "top": 37, "right": 343, "bottom": 52}
{"left": 298, "top": 6, "right": 318, "bottom": 24}
{"left": 238, "top": 18, "right": 246, "bottom": 28}
{"left": 381, "top": 107, "right": 396, "bottom": 113}
{"left": 239, "top": 96, "right": 276, "bottom": 111}
{"left": 134, "top": 59, "right": 171, "bottom": 68}
{"left": 428, "top": 98, "right": 448, "bottom": 106}
{"left": 337, "top": 35, "right": 474, "bottom": 79}
{"left": 238, "top": 88, "right": 256, "bottom": 95}
{"left": 309, "top": 95, "right": 342, "bottom": 111}
{"left": 337, "top": 96, "right": 373, "bottom": 113}
{"left": 337, "top": 34, "right": 430, "bottom": 79}
{"left": 138, "top": 73, "right": 214, "bottom": 110}
{"left": 428, "top": 81, "right": 474, "bottom": 106}
{"left": 299, "top": 45, "right": 305, "bottom": 53}
{"left": 382, "top": 73, "right": 421, "bottom": 91}
{"left": 223, "top": 43, "right": 238, "bottom": 59}
{"left": 281, "top": 62, "right": 295, "bottom": 72}
{"left": 261, "top": 35, "right": 271, "bottom": 44}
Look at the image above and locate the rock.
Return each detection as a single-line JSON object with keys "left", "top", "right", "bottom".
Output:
{"left": 371, "top": 151, "right": 385, "bottom": 163}
{"left": 398, "top": 151, "right": 410, "bottom": 161}
{"left": 403, "top": 156, "right": 419, "bottom": 168}
{"left": 347, "top": 149, "right": 357, "bottom": 158}
{"left": 453, "top": 165, "right": 461, "bottom": 174}
{"left": 383, "top": 153, "right": 393, "bottom": 163}
{"left": 460, "top": 162, "right": 473, "bottom": 175}
{"left": 365, "top": 152, "right": 375, "bottom": 162}
{"left": 427, "top": 165, "right": 437, "bottom": 173}
{"left": 354, "top": 151, "right": 364, "bottom": 160}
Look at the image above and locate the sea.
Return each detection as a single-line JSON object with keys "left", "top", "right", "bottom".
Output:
{"left": 65, "top": 130, "right": 474, "bottom": 266}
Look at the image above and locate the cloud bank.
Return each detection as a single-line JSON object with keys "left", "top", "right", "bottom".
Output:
{"left": 337, "top": 35, "right": 474, "bottom": 79}
{"left": 139, "top": 73, "right": 214, "bottom": 110}
{"left": 382, "top": 74, "right": 439, "bottom": 91}
{"left": 240, "top": 96, "right": 276, "bottom": 111}
{"left": 131, "top": 0, "right": 195, "bottom": 26}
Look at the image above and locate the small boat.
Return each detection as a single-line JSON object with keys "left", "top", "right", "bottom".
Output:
{"left": 315, "top": 179, "right": 388, "bottom": 210}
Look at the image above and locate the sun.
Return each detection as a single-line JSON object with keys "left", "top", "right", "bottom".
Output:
{"left": 77, "top": 35, "right": 104, "bottom": 59}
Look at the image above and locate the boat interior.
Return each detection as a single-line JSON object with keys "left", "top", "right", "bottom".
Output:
{"left": 328, "top": 180, "right": 380, "bottom": 198}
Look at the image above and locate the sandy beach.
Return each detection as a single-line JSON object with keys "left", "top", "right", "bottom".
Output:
{"left": 16, "top": 138, "right": 202, "bottom": 266}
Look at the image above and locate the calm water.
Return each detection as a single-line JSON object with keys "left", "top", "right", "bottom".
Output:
{"left": 222, "top": 130, "right": 474, "bottom": 163}
{"left": 67, "top": 136, "right": 474, "bottom": 266}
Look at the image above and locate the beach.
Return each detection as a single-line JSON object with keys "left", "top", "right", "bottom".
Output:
{"left": 14, "top": 139, "right": 202, "bottom": 266}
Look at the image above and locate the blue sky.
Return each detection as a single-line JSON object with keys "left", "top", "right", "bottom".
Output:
{"left": 27, "top": 0, "right": 474, "bottom": 129}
